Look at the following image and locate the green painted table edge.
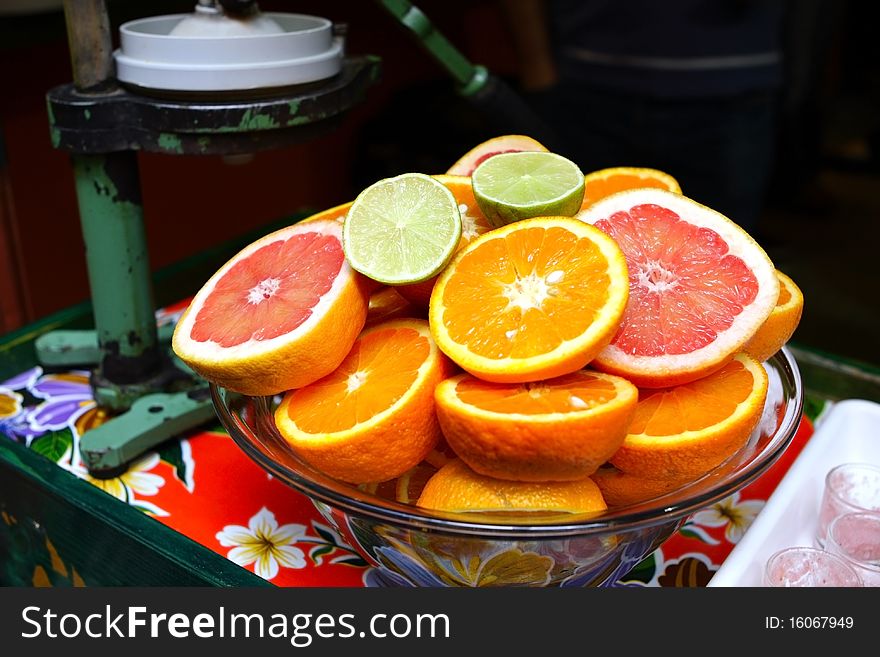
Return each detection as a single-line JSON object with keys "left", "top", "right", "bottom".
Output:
{"left": 3, "top": 216, "right": 880, "bottom": 586}
{"left": 0, "top": 437, "right": 269, "bottom": 586}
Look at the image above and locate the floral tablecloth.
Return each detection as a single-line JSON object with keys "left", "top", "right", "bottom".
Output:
{"left": 0, "top": 301, "right": 819, "bottom": 587}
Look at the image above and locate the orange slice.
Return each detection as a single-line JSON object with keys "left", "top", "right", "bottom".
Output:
{"left": 446, "top": 135, "right": 548, "bottom": 176}
{"left": 592, "top": 465, "right": 694, "bottom": 507}
{"left": 397, "top": 175, "right": 494, "bottom": 308}
{"left": 300, "top": 201, "right": 353, "bottom": 225}
{"left": 743, "top": 270, "right": 804, "bottom": 362}
{"left": 172, "top": 218, "right": 370, "bottom": 396}
{"left": 429, "top": 216, "right": 629, "bottom": 383}
{"left": 580, "top": 167, "right": 681, "bottom": 211}
{"left": 417, "top": 459, "right": 607, "bottom": 514}
{"left": 578, "top": 189, "right": 779, "bottom": 388}
{"left": 364, "top": 461, "right": 440, "bottom": 505}
{"left": 365, "top": 287, "right": 419, "bottom": 327}
{"left": 610, "top": 353, "right": 769, "bottom": 479}
{"left": 435, "top": 370, "right": 638, "bottom": 481}
{"left": 274, "top": 318, "right": 452, "bottom": 484}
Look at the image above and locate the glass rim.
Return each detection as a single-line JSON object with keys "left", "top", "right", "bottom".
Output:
{"left": 824, "top": 462, "right": 880, "bottom": 511}
{"left": 764, "top": 545, "right": 864, "bottom": 586}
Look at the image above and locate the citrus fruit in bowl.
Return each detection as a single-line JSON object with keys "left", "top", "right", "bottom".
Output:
{"left": 210, "top": 347, "right": 802, "bottom": 587}
{"left": 180, "top": 136, "right": 805, "bottom": 587}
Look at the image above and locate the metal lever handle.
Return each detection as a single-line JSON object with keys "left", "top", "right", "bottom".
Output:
{"left": 376, "top": 0, "right": 560, "bottom": 149}
{"left": 79, "top": 390, "right": 215, "bottom": 476}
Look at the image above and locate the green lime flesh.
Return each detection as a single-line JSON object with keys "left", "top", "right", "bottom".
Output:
{"left": 472, "top": 151, "right": 585, "bottom": 227}
{"left": 342, "top": 173, "right": 462, "bottom": 285}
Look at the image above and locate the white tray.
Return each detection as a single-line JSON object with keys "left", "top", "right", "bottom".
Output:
{"left": 709, "top": 398, "right": 880, "bottom": 587}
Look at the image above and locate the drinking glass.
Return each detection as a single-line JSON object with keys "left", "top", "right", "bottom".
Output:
{"left": 763, "top": 546, "right": 862, "bottom": 587}
{"left": 825, "top": 512, "right": 880, "bottom": 587}
{"left": 815, "top": 462, "right": 880, "bottom": 548}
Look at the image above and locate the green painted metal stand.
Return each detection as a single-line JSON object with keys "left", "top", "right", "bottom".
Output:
{"left": 40, "top": 0, "right": 380, "bottom": 475}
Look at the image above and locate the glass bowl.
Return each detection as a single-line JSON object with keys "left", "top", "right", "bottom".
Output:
{"left": 211, "top": 348, "right": 803, "bottom": 587}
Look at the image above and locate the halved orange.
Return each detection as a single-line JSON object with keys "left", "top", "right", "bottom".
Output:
{"left": 396, "top": 175, "right": 494, "bottom": 309}
{"left": 592, "top": 465, "right": 694, "bottom": 507}
{"left": 172, "top": 218, "right": 370, "bottom": 396}
{"left": 580, "top": 167, "right": 681, "bottom": 211}
{"left": 274, "top": 318, "right": 453, "bottom": 484}
{"left": 610, "top": 353, "right": 769, "bottom": 479}
{"left": 578, "top": 189, "right": 779, "bottom": 388}
{"left": 429, "top": 216, "right": 629, "bottom": 383}
{"left": 417, "top": 459, "right": 607, "bottom": 514}
{"left": 435, "top": 370, "right": 638, "bottom": 481}
{"left": 362, "top": 460, "right": 440, "bottom": 505}
{"left": 743, "top": 270, "right": 804, "bottom": 362}
{"left": 446, "top": 135, "right": 548, "bottom": 176}
{"left": 365, "top": 287, "right": 420, "bottom": 327}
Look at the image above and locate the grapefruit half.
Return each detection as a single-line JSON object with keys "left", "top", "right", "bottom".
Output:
{"left": 445, "top": 134, "right": 548, "bottom": 176}
{"left": 577, "top": 189, "right": 778, "bottom": 388}
{"left": 172, "top": 218, "right": 370, "bottom": 396}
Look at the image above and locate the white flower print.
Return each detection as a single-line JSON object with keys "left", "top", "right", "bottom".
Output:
{"left": 691, "top": 492, "right": 764, "bottom": 544}
{"left": 216, "top": 507, "right": 308, "bottom": 580}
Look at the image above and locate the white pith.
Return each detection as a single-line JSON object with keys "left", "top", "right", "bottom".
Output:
{"left": 637, "top": 261, "right": 678, "bottom": 293}
{"left": 502, "top": 271, "right": 553, "bottom": 313}
{"left": 246, "top": 277, "right": 281, "bottom": 305}
{"left": 459, "top": 203, "right": 481, "bottom": 240}
{"left": 346, "top": 371, "right": 367, "bottom": 393}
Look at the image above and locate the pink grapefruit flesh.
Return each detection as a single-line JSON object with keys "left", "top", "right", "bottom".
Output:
{"left": 172, "top": 218, "right": 370, "bottom": 396}
{"left": 191, "top": 232, "right": 344, "bottom": 347}
{"left": 446, "top": 135, "right": 548, "bottom": 176}
{"left": 577, "top": 189, "right": 778, "bottom": 388}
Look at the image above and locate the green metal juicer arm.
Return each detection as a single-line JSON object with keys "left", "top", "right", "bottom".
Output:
{"left": 376, "top": 0, "right": 558, "bottom": 147}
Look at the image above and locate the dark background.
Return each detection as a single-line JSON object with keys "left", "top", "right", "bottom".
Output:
{"left": 1, "top": 0, "right": 878, "bottom": 365}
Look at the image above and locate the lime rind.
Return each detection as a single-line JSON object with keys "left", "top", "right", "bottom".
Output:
{"left": 472, "top": 152, "right": 585, "bottom": 227}
{"left": 343, "top": 173, "right": 462, "bottom": 285}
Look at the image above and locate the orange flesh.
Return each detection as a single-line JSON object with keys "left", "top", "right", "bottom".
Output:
{"left": 443, "top": 181, "right": 492, "bottom": 245}
{"left": 441, "top": 226, "right": 611, "bottom": 359}
{"left": 628, "top": 359, "right": 753, "bottom": 435}
{"left": 594, "top": 204, "right": 759, "bottom": 357}
{"left": 777, "top": 281, "right": 791, "bottom": 306}
{"left": 455, "top": 372, "right": 619, "bottom": 415}
{"left": 192, "top": 232, "right": 343, "bottom": 347}
{"left": 585, "top": 174, "right": 672, "bottom": 204}
{"left": 282, "top": 326, "right": 428, "bottom": 433}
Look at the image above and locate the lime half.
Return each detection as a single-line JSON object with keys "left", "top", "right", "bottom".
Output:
{"left": 343, "top": 173, "right": 462, "bottom": 285}
{"left": 472, "top": 151, "right": 585, "bottom": 227}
